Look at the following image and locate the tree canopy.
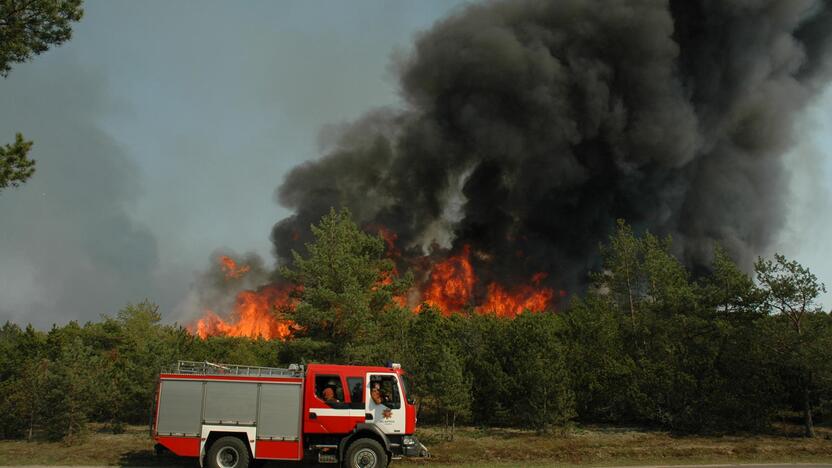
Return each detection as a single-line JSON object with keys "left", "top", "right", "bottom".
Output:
{"left": 0, "top": 133, "right": 34, "bottom": 190}
{"left": 0, "top": 0, "right": 83, "bottom": 76}
{"left": 280, "top": 207, "right": 411, "bottom": 363}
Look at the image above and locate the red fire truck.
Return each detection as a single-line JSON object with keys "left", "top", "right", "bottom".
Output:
{"left": 152, "top": 361, "right": 428, "bottom": 468}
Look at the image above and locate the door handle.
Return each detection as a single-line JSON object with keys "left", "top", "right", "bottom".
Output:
{"left": 365, "top": 413, "right": 373, "bottom": 421}
{"left": 309, "top": 412, "right": 317, "bottom": 420}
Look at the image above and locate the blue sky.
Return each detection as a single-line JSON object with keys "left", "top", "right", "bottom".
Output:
{"left": 0, "top": 0, "right": 829, "bottom": 327}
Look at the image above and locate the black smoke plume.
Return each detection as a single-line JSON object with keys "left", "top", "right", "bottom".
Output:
{"left": 271, "top": 0, "right": 832, "bottom": 293}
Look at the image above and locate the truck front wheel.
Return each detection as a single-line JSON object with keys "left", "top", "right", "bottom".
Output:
{"left": 207, "top": 436, "right": 250, "bottom": 468}
{"left": 344, "top": 438, "right": 388, "bottom": 468}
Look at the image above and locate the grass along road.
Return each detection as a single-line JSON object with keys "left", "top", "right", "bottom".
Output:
{"left": 407, "top": 425, "right": 832, "bottom": 466}
{"left": 0, "top": 424, "right": 830, "bottom": 466}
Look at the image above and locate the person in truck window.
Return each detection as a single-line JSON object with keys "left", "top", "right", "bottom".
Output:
{"left": 322, "top": 386, "right": 337, "bottom": 403}
{"left": 369, "top": 381, "right": 393, "bottom": 421}
{"left": 370, "top": 382, "right": 383, "bottom": 405}
{"left": 322, "top": 380, "right": 340, "bottom": 403}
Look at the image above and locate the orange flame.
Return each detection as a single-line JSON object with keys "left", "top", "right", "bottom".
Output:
{"left": 419, "top": 246, "right": 554, "bottom": 317}
{"left": 192, "top": 231, "right": 559, "bottom": 341}
{"left": 475, "top": 282, "right": 554, "bottom": 317}
{"left": 370, "top": 225, "right": 407, "bottom": 306}
{"left": 374, "top": 270, "right": 407, "bottom": 308}
{"left": 191, "top": 260, "right": 296, "bottom": 340}
{"left": 421, "top": 245, "right": 475, "bottom": 315}
{"left": 219, "top": 255, "right": 251, "bottom": 279}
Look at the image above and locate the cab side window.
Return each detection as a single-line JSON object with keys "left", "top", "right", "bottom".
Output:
{"left": 369, "top": 375, "right": 401, "bottom": 409}
{"left": 315, "top": 375, "right": 347, "bottom": 409}
{"left": 347, "top": 377, "right": 364, "bottom": 409}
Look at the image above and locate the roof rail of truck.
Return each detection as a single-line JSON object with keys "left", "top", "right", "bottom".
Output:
{"left": 164, "top": 360, "right": 304, "bottom": 378}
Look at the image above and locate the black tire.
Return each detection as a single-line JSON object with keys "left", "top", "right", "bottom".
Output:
{"left": 206, "top": 436, "right": 250, "bottom": 468}
{"left": 343, "top": 437, "right": 388, "bottom": 468}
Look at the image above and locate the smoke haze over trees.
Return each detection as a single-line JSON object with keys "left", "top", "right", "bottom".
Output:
{"left": 272, "top": 0, "right": 832, "bottom": 293}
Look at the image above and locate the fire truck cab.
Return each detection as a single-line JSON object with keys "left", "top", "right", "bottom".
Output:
{"left": 152, "top": 361, "right": 428, "bottom": 468}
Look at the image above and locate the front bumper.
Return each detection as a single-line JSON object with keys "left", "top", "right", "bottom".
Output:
{"left": 401, "top": 436, "right": 430, "bottom": 458}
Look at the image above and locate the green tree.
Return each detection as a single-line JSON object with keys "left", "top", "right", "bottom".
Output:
{"left": 8, "top": 358, "right": 49, "bottom": 440}
{"left": 406, "top": 307, "right": 471, "bottom": 440}
{"left": 559, "top": 294, "right": 640, "bottom": 423}
{"left": 597, "top": 219, "right": 645, "bottom": 328}
{"left": 42, "top": 336, "right": 98, "bottom": 442}
{"left": 281, "top": 208, "right": 410, "bottom": 363}
{"left": 0, "top": 133, "right": 34, "bottom": 190}
{"left": 805, "top": 313, "right": 832, "bottom": 424}
{"left": 504, "top": 312, "right": 574, "bottom": 431}
{"left": 755, "top": 254, "right": 827, "bottom": 437}
{"left": 0, "top": 323, "right": 27, "bottom": 438}
{"left": 0, "top": 0, "right": 84, "bottom": 190}
{"left": 103, "top": 300, "right": 192, "bottom": 425}
{"left": 586, "top": 222, "right": 784, "bottom": 432}
{"left": 453, "top": 314, "right": 512, "bottom": 426}
{"left": 455, "top": 312, "right": 574, "bottom": 430}
{"left": 641, "top": 233, "right": 695, "bottom": 312}
{"left": 0, "top": 0, "right": 83, "bottom": 76}
{"left": 696, "top": 248, "right": 778, "bottom": 432}
{"left": 0, "top": 323, "right": 48, "bottom": 439}
{"left": 702, "top": 247, "right": 762, "bottom": 316}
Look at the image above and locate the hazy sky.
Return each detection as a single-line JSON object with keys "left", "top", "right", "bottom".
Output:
{"left": 0, "top": 0, "right": 830, "bottom": 328}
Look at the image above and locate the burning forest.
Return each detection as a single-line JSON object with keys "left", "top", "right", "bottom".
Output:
{"left": 191, "top": 238, "right": 561, "bottom": 340}
{"left": 190, "top": 0, "right": 832, "bottom": 339}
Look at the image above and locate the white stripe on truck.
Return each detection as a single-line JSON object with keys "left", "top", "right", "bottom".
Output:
{"left": 310, "top": 408, "right": 366, "bottom": 417}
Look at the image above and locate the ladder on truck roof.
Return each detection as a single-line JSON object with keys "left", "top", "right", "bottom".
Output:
{"left": 165, "top": 360, "right": 304, "bottom": 378}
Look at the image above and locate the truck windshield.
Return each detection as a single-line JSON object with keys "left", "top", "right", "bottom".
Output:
{"left": 401, "top": 374, "right": 416, "bottom": 405}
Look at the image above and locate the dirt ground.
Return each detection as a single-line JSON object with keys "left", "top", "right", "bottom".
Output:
{"left": 0, "top": 424, "right": 830, "bottom": 467}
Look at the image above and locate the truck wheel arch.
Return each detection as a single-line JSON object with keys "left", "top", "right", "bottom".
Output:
{"left": 342, "top": 437, "right": 388, "bottom": 468}
{"left": 204, "top": 431, "right": 253, "bottom": 467}
{"left": 205, "top": 435, "right": 251, "bottom": 468}
{"left": 338, "top": 424, "right": 390, "bottom": 462}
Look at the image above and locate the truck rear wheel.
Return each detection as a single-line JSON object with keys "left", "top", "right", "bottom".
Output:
{"left": 207, "top": 436, "right": 250, "bottom": 468}
{"left": 344, "top": 438, "right": 388, "bottom": 468}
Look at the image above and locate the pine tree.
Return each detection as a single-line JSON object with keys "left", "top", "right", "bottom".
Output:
{"left": 407, "top": 307, "right": 471, "bottom": 439}
{"left": 281, "top": 208, "right": 410, "bottom": 363}
{"left": 755, "top": 254, "right": 827, "bottom": 437}
{"left": 42, "top": 337, "right": 98, "bottom": 442}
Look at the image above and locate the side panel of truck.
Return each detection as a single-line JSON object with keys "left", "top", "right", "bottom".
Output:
{"left": 204, "top": 381, "right": 258, "bottom": 424}
{"left": 155, "top": 375, "right": 304, "bottom": 461}
{"left": 157, "top": 379, "right": 203, "bottom": 436}
{"left": 255, "top": 381, "right": 303, "bottom": 460}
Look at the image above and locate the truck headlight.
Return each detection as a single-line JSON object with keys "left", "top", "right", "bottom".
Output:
{"left": 402, "top": 436, "right": 416, "bottom": 446}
